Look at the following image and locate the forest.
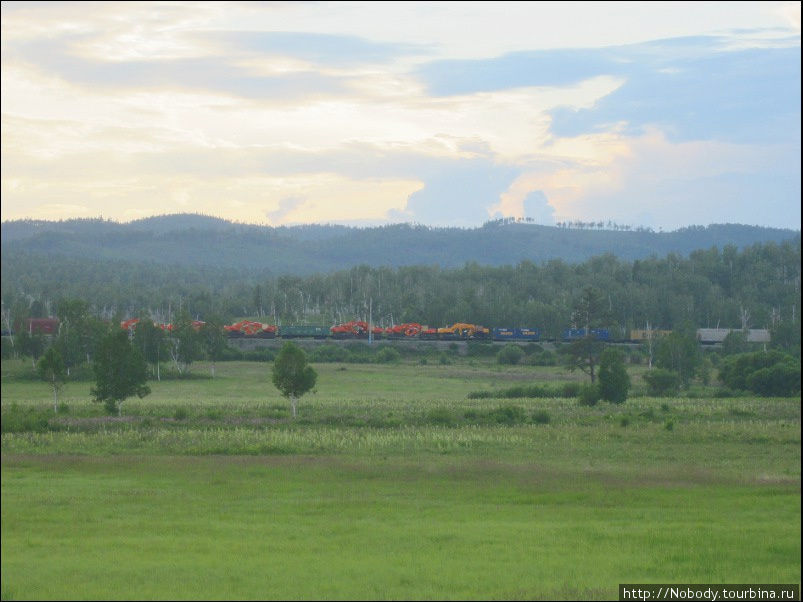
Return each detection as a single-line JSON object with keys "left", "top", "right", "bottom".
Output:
{"left": 2, "top": 236, "right": 800, "bottom": 344}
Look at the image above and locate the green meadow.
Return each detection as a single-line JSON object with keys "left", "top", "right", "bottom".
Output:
{"left": 2, "top": 358, "right": 800, "bottom": 600}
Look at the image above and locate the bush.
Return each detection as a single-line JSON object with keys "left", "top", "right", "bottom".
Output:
{"left": 466, "top": 342, "right": 498, "bottom": 357}
{"left": 628, "top": 351, "right": 644, "bottom": 365}
{"left": 425, "top": 407, "right": 455, "bottom": 426}
{"left": 491, "top": 404, "right": 527, "bottom": 425}
{"left": 578, "top": 383, "right": 601, "bottom": 406}
{"left": 598, "top": 348, "right": 630, "bottom": 403}
{"left": 718, "top": 350, "right": 798, "bottom": 394}
{"left": 310, "top": 345, "right": 349, "bottom": 363}
{"left": 745, "top": 362, "right": 801, "bottom": 396}
{"left": 469, "top": 382, "right": 583, "bottom": 400}
{"left": 497, "top": 345, "right": 525, "bottom": 365}
{"left": 524, "top": 350, "right": 557, "bottom": 366}
{"left": 1, "top": 403, "right": 53, "bottom": 434}
{"left": 219, "top": 346, "right": 244, "bottom": 361}
{"left": 531, "top": 410, "right": 551, "bottom": 424}
{"left": 375, "top": 347, "right": 401, "bottom": 363}
{"left": 643, "top": 369, "right": 680, "bottom": 396}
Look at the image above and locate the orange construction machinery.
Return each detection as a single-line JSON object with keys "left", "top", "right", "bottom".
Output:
{"left": 435, "top": 323, "right": 490, "bottom": 339}
{"left": 120, "top": 319, "right": 204, "bottom": 333}
{"left": 384, "top": 323, "right": 423, "bottom": 338}
{"left": 223, "top": 320, "right": 277, "bottom": 338}
{"left": 330, "top": 320, "right": 383, "bottom": 338}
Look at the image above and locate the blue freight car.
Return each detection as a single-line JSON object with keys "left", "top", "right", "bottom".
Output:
{"left": 561, "top": 328, "right": 610, "bottom": 341}
{"left": 492, "top": 328, "right": 515, "bottom": 340}
{"left": 492, "top": 327, "right": 541, "bottom": 341}
{"left": 514, "top": 328, "right": 541, "bottom": 341}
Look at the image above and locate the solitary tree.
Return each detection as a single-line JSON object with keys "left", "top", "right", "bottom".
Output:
{"left": 597, "top": 347, "right": 630, "bottom": 403}
{"left": 560, "top": 286, "right": 611, "bottom": 383}
{"left": 38, "top": 346, "right": 66, "bottom": 414}
{"left": 560, "top": 336, "right": 606, "bottom": 383}
{"left": 272, "top": 342, "right": 317, "bottom": 418}
{"left": 92, "top": 330, "right": 151, "bottom": 416}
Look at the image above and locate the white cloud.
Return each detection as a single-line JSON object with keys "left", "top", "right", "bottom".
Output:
{"left": 1, "top": 1, "right": 799, "bottom": 229}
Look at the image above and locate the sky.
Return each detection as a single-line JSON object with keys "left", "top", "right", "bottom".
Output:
{"left": 1, "top": 1, "right": 800, "bottom": 230}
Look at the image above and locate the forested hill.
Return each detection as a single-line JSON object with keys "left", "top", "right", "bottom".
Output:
{"left": 1, "top": 214, "right": 799, "bottom": 274}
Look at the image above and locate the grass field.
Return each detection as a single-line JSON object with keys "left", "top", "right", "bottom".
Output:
{"left": 2, "top": 357, "right": 800, "bottom": 600}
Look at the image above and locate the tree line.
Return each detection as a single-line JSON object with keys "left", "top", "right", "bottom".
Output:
{"left": 3, "top": 240, "right": 799, "bottom": 347}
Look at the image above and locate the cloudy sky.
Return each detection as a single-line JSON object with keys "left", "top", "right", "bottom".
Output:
{"left": 1, "top": 1, "right": 800, "bottom": 229}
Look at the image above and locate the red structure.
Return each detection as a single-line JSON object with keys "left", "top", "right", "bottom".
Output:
{"left": 26, "top": 318, "right": 60, "bottom": 335}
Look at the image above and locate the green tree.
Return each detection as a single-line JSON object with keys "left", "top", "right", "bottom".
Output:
{"left": 559, "top": 336, "right": 606, "bottom": 383}
{"left": 200, "top": 316, "right": 227, "bottom": 378}
{"left": 721, "top": 331, "right": 751, "bottom": 355}
{"left": 655, "top": 323, "right": 700, "bottom": 388}
{"left": 54, "top": 299, "right": 107, "bottom": 373}
{"left": 133, "top": 319, "right": 166, "bottom": 381}
{"left": 272, "top": 342, "right": 317, "bottom": 418}
{"left": 37, "top": 346, "right": 66, "bottom": 414}
{"left": 168, "top": 312, "right": 202, "bottom": 375}
{"left": 92, "top": 330, "right": 151, "bottom": 416}
{"left": 16, "top": 330, "right": 46, "bottom": 367}
{"left": 570, "top": 286, "right": 610, "bottom": 333}
{"left": 560, "top": 286, "right": 611, "bottom": 383}
{"left": 598, "top": 347, "right": 630, "bottom": 403}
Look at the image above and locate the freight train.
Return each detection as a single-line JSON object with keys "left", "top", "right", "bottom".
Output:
{"left": 125, "top": 319, "right": 772, "bottom": 345}
{"left": 13, "top": 317, "right": 769, "bottom": 345}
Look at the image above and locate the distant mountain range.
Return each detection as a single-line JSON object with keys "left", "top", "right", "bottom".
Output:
{"left": 2, "top": 214, "right": 799, "bottom": 275}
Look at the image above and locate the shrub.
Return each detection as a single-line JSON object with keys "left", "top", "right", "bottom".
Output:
{"left": 598, "top": 348, "right": 630, "bottom": 403}
{"left": 745, "top": 362, "right": 801, "bottom": 396}
{"left": 375, "top": 347, "right": 401, "bottom": 363}
{"left": 561, "top": 382, "right": 581, "bottom": 397}
{"left": 310, "top": 345, "right": 349, "bottom": 363}
{"left": 524, "top": 350, "right": 557, "bottom": 366}
{"left": 718, "top": 350, "right": 797, "bottom": 393}
{"left": 497, "top": 345, "right": 525, "bottom": 365}
{"left": 1, "top": 404, "right": 52, "bottom": 434}
{"left": 491, "top": 404, "right": 527, "bottom": 425}
{"left": 578, "top": 383, "right": 601, "bottom": 406}
{"left": 466, "top": 342, "right": 497, "bottom": 357}
{"left": 643, "top": 369, "right": 680, "bottom": 396}
{"left": 531, "top": 410, "right": 551, "bottom": 425}
{"left": 425, "top": 407, "right": 455, "bottom": 426}
{"left": 628, "top": 351, "right": 644, "bottom": 365}
{"left": 173, "top": 407, "right": 189, "bottom": 420}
